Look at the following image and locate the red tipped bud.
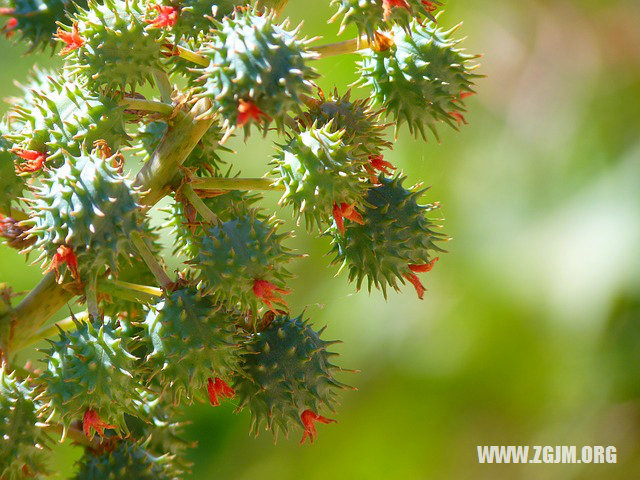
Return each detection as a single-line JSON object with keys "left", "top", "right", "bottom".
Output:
{"left": 146, "top": 5, "right": 178, "bottom": 28}
{"left": 366, "top": 155, "right": 396, "bottom": 184}
{"left": 48, "top": 245, "right": 79, "bottom": 281}
{"left": 83, "top": 409, "right": 116, "bottom": 438}
{"left": 300, "top": 410, "right": 336, "bottom": 444}
{"left": 332, "top": 203, "right": 364, "bottom": 234}
{"left": 237, "top": 99, "right": 270, "bottom": 127}
{"left": 2, "top": 17, "right": 17, "bottom": 38}
{"left": 207, "top": 377, "right": 235, "bottom": 406}
{"left": 253, "top": 279, "right": 291, "bottom": 313}
{"left": 12, "top": 148, "right": 47, "bottom": 173}
{"left": 55, "top": 23, "right": 84, "bottom": 56}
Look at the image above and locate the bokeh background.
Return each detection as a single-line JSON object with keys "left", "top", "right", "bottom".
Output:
{"left": 2, "top": 0, "right": 640, "bottom": 478}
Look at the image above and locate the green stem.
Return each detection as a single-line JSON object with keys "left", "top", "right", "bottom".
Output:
{"left": 99, "top": 279, "right": 163, "bottom": 304}
{"left": 191, "top": 177, "right": 284, "bottom": 192}
{"left": 171, "top": 45, "right": 209, "bottom": 67}
{"left": 20, "top": 311, "right": 90, "bottom": 350}
{"left": 180, "top": 183, "right": 218, "bottom": 224}
{"left": 153, "top": 69, "right": 173, "bottom": 104}
{"left": 312, "top": 37, "right": 369, "bottom": 59}
{"left": 119, "top": 98, "right": 174, "bottom": 116}
{"left": 131, "top": 231, "right": 173, "bottom": 291}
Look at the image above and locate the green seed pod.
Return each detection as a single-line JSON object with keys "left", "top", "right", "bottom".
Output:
{"left": 142, "top": 287, "right": 240, "bottom": 404}
{"left": 27, "top": 151, "right": 142, "bottom": 281}
{"left": 0, "top": 130, "right": 24, "bottom": 215}
{"left": 330, "top": 174, "right": 446, "bottom": 297}
{"left": 40, "top": 317, "right": 143, "bottom": 438}
{"left": 0, "top": 368, "right": 50, "bottom": 480}
{"left": 235, "top": 314, "right": 347, "bottom": 440}
{"left": 135, "top": 120, "right": 230, "bottom": 175}
{"left": 60, "top": 0, "right": 165, "bottom": 93}
{"left": 357, "top": 20, "right": 479, "bottom": 140}
{"left": 191, "top": 210, "right": 295, "bottom": 313}
{"left": 330, "top": 0, "right": 440, "bottom": 40}
{"left": 164, "top": 184, "right": 261, "bottom": 258}
{"left": 165, "top": 0, "right": 244, "bottom": 42}
{"left": 3, "top": 0, "right": 87, "bottom": 52}
{"left": 194, "top": 8, "right": 318, "bottom": 135}
{"left": 272, "top": 123, "right": 368, "bottom": 231}
{"left": 6, "top": 68, "right": 128, "bottom": 164}
{"left": 72, "top": 440, "right": 177, "bottom": 480}
{"left": 296, "top": 89, "right": 391, "bottom": 159}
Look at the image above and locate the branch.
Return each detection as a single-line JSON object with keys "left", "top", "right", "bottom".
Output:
{"left": 131, "top": 231, "right": 174, "bottom": 291}
{"left": 191, "top": 176, "right": 284, "bottom": 192}
{"left": 119, "top": 98, "right": 174, "bottom": 116}
{"left": 180, "top": 183, "right": 219, "bottom": 224}
{"left": 312, "top": 37, "right": 369, "bottom": 59}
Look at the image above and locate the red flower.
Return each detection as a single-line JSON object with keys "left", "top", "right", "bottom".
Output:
{"left": 332, "top": 203, "right": 364, "bottom": 235}
{"left": 382, "top": 0, "right": 410, "bottom": 21}
{"left": 12, "top": 148, "right": 47, "bottom": 173}
{"left": 365, "top": 154, "right": 396, "bottom": 184}
{"left": 300, "top": 410, "right": 336, "bottom": 444}
{"left": 207, "top": 377, "right": 235, "bottom": 406}
{"left": 252, "top": 279, "right": 291, "bottom": 313}
{"left": 83, "top": 409, "right": 116, "bottom": 438}
{"left": 237, "top": 99, "right": 270, "bottom": 127}
{"left": 55, "top": 23, "right": 84, "bottom": 56}
{"left": 2, "top": 17, "right": 17, "bottom": 39}
{"left": 146, "top": 5, "right": 178, "bottom": 29}
{"left": 404, "top": 257, "right": 438, "bottom": 299}
{"left": 48, "top": 245, "right": 79, "bottom": 280}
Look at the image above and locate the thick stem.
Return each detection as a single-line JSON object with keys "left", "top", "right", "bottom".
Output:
{"left": 180, "top": 183, "right": 218, "bottom": 224}
{"left": 131, "top": 231, "right": 173, "bottom": 291}
{"left": 313, "top": 37, "right": 369, "bottom": 58}
{"left": 191, "top": 177, "right": 284, "bottom": 192}
{"left": 1, "top": 99, "right": 214, "bottom": 354}
{"left": 119, "top": 98, "right": 174, "bottom": 116}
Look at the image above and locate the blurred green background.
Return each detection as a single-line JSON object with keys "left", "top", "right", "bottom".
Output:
{"left": 2, "top": 0, "right": 640, "bottom": 478}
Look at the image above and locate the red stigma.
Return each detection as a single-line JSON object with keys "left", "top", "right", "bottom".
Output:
{"left": 421, "top": 0, "right": 438, "bottom": 13}
{"left": 237, "top": 100, "right": 269, "bottom": 127}
{"left": 12, "top": 148, "right": 47, "bottom": 173}
{"left": 2, "top": 17, "right": 17, "bottom": 38}
{"left": 450, "top": 110, "right": 467, "bottom": 127}
{"left": 300, "top": 410, "right": 336, "bottom": 444}
{"left": 404, "top": 258, "right": 438, "bottom": 299}
{"left": 253, "top": 279, "right": 291, "bottom": 313}
{"left": 207, "top": 377, "right": 235, "bottom": 406}
{"left": 55, "top": 23, "right": 84, "bottom": 56}
{"left": 459, "top": 91, "right": 475, "bottom": 100}
{"left": 382, "top": 0, "right": 410, "bottom": 21}
{"left": 83, "top": 409, "right": 116, "bottom": 439}
{"left": 48, "top": 245, "right": 79, "bottom": 280}
{"left": 409, "top": 257, "right": 439, "bottom": 273}
{"left": 365, "top": 154, "right": 396, "bottom": 184}
{"left": 332, "top": 203, "right": 364, "bottom": 234}
{"left": 146, "top": 5, "right": 178, "bottom": 28}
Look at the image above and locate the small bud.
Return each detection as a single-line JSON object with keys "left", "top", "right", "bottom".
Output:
{"left": 48, "top": 245, "right": 80, "bottom": 281}
{"left": 2, "top": 16, "right": 17, "bottom": 38}
{"left": 55, "top": 23, "right": 84, "bottom": 56}
{"left": 300, "top": 409, "right": 336, "bottom": 444}
{"left": 0, "top": 214, "right": 35, "bottom": 250}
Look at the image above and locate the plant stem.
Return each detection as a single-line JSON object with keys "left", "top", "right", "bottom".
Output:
{"left": 99, "top": 279, "right": 163, "bottom": 304}
{"left": 170, "top": 44, "right": 209, "bottom": 67}
{"left": 19, "top": 311, "right": 90, "bottom": 350}
{"left": 180, "top": 183, "right": 218, "bottom": 224}
{"left": 313, "top": 37, "right": 369, "bottom": 59}
{"left": 119, "top": 98, "right": 174, "bottom": 116}
{"left": 131, "top": 231, "right": 173, "bottom": 291}
{"left": 191, "top": 177, "right": 284, "bottom": 191}
{"left": 153, "top": 70, "right": 174, "bottom": 104}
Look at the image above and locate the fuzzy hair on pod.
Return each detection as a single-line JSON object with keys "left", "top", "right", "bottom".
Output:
{"left": 0, "top": 368, "right": 50, "bottom": 480}
{"left": 59, "top": 0, "right": 166, "bottom": 93}
{"left": 6, "top": 68, "right": 128, "bottom": 165}
{"left": 135, "top": 120, "right": 230, "bottom": 175}
{"left": 234, "top": 314, "right": 348, "bottom": 440}
{"left": 194, "top": 8, "right": 318, "bottom": 135}
{"left": 330, "top": 0, "right": 440, "bottom": 41}
{"left": 72, "top": 440, "right": 178, "bottom": 480}
{"left": 272, "top": 123, "right": 369, "bottom": 232}
{"left": 164, "top": 186, "right": 261, "bottom": 258}
{"left": 357, "top": 20, "right": 479, "bottom": 140}
{"left": 191, "top": 210, "right": 295, "bottom": 313}
{"left": 27, "top": 150, "right": 142, "bottom": 281}
{"left": 330, "top": 174, "right": 447, "bottom": 297}
{"left": 40, "top": 317, "right": 143, "bottom": 439}
{"left": 141, "top": 287, "right": 241, "bottom": 404}
{"left": 2, "top": 0, "right": 87, "bottom": 52}
{"left": 296, "top": 89, "right": 391, "bottom": 159}
{"left": 0, "top": 132, "right": 25, "bottom": 214}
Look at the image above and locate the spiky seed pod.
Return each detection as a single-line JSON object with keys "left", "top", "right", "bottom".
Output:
{"left": 164, "top": 188, "right": 261, "bottom": 258}
{"left": 0, "top": 368, "right": 50, "bottom": 479}
{"left": 235, "top": 314, "right": 347, "bottom": 440}
{"left": 330, "top": 174, "right": 447, "bottom": 297}
{"left": 72, "top": 440, "right": 177, "bottom": 480}
{"left": 296, "top": 89, "right": 391, "bottom": 159}
{"left": 330, "top": 0, "right": 440, "bottom": 40}
{"left": 135, "top": 120, "right": 230, "bottom": 175}
{"left": 6, "top": 69, "right": 128, "bottom": 165}
{"left": 272, "top": 123, "right": 368, "bottom": 231}
{"left": 141, "top": 287, "right": 240, "bottom": 404}
{"left": 2, "top": 0, "right": 87, "bottom": 52}
{"left": 356, "top": 20, "right": 478, "bottom": 140}
{"left": 27, "top": 151, "right": 142, "bottom": 281}
{"left": 159, "top": 0, "right": 244, "bottom": 42}
{"left": 0, "top": 133, "right": 25, "bottom": 214}
{"left": 60, "top": 0, "right": 165, "bottom": 93}
{"left": 40, "top": 317, "right": 143, "bottom": 438}
{"left": 194, "top": 8, "right": 319, "bottom": 134}
{"left": 191, "top": 210, "right": 295, "bottom": 313}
